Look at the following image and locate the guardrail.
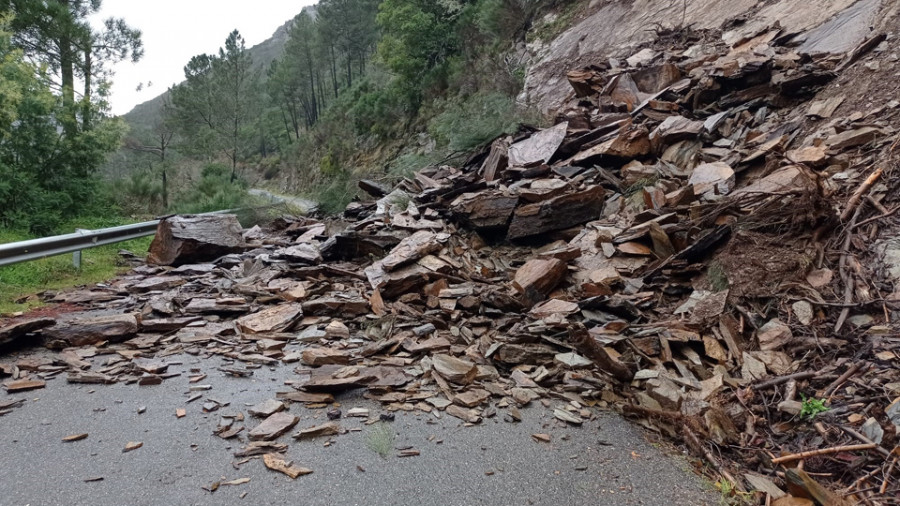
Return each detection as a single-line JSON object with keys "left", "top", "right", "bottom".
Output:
{"left": 0, "top": 209, "right": 241, "bottom": 268}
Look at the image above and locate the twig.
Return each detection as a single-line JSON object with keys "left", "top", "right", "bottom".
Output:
{"left": 771, "top": 443, "right": 877, "bottom": 464}
{"left": 824, "top": 362, "right": 867, "bottom": 398}
{"left": 683, "top": 426, "right": 745, "bottom": 492}
{"left": 752, "top": 371, "right": 816, "bottom": 390}
{"left": 841, "top": 167, "right": 883, "bottom": 222}
{"left": 847, "top": 466, "right": 886, "bottom": 494}
{"left": 835, "top": 205, "right": 865, "bottom": 332}
{"left": 842, "top": 426, "right": 892, "bottom": 458}
{"left": 881, "top": 456, "right": 897, "bottom": 495}
{"left": 853, "top": 204, "right": 900, "bottom": 229}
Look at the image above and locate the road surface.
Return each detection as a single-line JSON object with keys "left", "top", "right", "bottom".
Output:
{"left": 0, "top": 349, "right": 717, "bottom": 506}
{"left": 249, "top": 188, "right": 318, "bottom": 214}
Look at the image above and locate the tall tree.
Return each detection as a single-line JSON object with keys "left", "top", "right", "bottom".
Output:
{"left": 214, "top": 30, "right": 255, "bottom": 180}
{"left": 1, "top": 0, "right": 141, "bottom": 132}
{"left": 0, "top": 2, "right": 138, "bottom": 233}
{"left": 170, "top": 30, "right": 259, "bottom": 181}
{"left": 318, "top": 0, "right": 380, "bottom": 88}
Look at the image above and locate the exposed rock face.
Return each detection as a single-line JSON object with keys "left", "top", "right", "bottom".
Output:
{"left": 521, "top": 0, "right": 882, "bottom": 115}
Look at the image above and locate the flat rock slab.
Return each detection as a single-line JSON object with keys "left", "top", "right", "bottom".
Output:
{"left": 507, "top": 186, "right": 605, "bottom": 241}
{"left": 0, "top": 317, "right": 55, "bottom": 347}
{"left": 513, "top": 258, "right": 568, "bottom": 305}
{"left": 4, "top": 379, "right": 46, "bottom": 392}
{"left": 43, "top": 314, "right": 138, "bottom": 349}
{"left": 432, "top": 354, "right": 477, "bottom": 385}
{"left": 293, "top": 421, "right": 342, "bottom": 440}
{"left": 300, "top": 348, "right": 350, "bottom": 366}
{"left": 248, "top": 399, "right": 285, "bottom": 418}
{"left": 236, "top": 304, "right": 302, "bottom": 334}
{"left": 508, "top": 122, "right": 568, "bottom": 166}
{"left": 248, "top": 412, "right": 299, "bottom": 441}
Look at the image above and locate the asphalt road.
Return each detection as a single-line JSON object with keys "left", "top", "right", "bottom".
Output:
{"left": 0, "top": 351, "right": 717, "bottom": 506}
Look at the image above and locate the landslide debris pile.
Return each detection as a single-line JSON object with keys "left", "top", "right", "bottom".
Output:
{"left": 3, "top": 24, "right": 900, "bottom": 504}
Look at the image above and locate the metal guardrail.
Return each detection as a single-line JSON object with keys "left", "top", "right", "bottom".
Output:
{"left": 0, "top": 220, "right": 160, "bottom": 268}
{"left": 0, "top": 209, "right": 244, "bottom": 268}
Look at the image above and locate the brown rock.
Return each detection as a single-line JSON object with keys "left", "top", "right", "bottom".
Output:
{"left": 450, "top": 191, "right": 519, "bottom": 231}
{"left": 248, "top": 399, "right": 285, "bottom": 418}
{"left": 758, "top": 319, "right": 793, "bottom": 351}
{"left": 649, "top": 115, "right": 703, "bottom": 152}
{"left": 324, "top": 320, "right": 350, "bottom": 340}
{"left": 481, "top": 138, "right": 510, "bottom": 182}
{"left": 507, "top": 186, "right": 605, "bottom": 241}
{"left": 508, "top": 122, "right": 568, "bottom": 167}
{"left": 453, "top": 389, "right": 491, "bottom": 408}
{"left": 432, "top": 355, "right": 477, "bottom": 385}
{"left": 688, "top": 162, "right": 734, "bottom": 199}
{"left": 513, "top": 258, "right": 567, "bottom": 305}
{"left": 293, "top": 421, "right": 342, "bottom": 440}
{"left": 263, "top": 453, "right": 312, "bottom": 479}
{"left": 786, "top": 146, "right": 827, "bottom": 166}
{"left": 44, "top": 314, "right": 138, "bottom": 348}
{"left": 381, "top": 231, "right": 447, "bottom": 272}
{"left": 130, "top": 276, "right": 185, "bottom": 293}
{"left": 236, "top": 304, "right": 302, "bottom": 334}
{"left": 147, "top": 214, "right": 244, "bottom": 266}
{"left": 4, "top": 379, "right": 46, "bottom": 392}
{"left": 300, "top": 348, "right": 350, "bottom": 366}
{"left": 249, "top": 412, "right": 299, "bottom": 441}
{"left": 825, "top": 126, "right": 880, "bottom": 150}
{"left": 0, "top": 317, "right": 55, "bottom": 347}
{"left": 302, "top": 296, "right": 369, "bottom": 316}
{"left": 569, "top": 127, "right": 650, "bottom": 166}
{"left": 518, "top": 179, "right": 570, "bottom": 203}
{"left": 731, "top": 165, "right": 817, "bottom": 199}
{"left": 445, "top": 405, "right": 482, "bottom": 423}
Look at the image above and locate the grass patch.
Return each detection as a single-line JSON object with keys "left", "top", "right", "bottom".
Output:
{"left": 364, "top": 422, "right": 395, "bottom": 459}
{"left": 706, "top": 261, "right": 729, "bottom": 292}
{"left": 0, "top": 225, "right": 152, "bottom": 316}
{"left": 527, "top": 1, "right": 585, "bottom": 43}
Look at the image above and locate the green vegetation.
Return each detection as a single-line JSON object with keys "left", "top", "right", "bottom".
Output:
{"left": 527, "top": 0, "right": 584, "bottom": 43}
{"left": 0, "top": 0, "right": 574, "bottom": 304}
{"left": 114, "top": 0, "right": 553, "bottom": 216}
{"left": 707, "top": 262, "right": 729, "bottom": 291}
{"left": 0, "top": 1, "right": 142, "bottom": 235}
{"left": 364, "top": 422, "right": 395, "bottom": 458}
{"left": 0, "top": 224, "right": 152, "bottom": 315}
{"left": 799, "top": 394, "right": 828, "bottom": 420}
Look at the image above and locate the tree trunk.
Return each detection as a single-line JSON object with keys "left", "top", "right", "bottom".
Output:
{"left": 346, "top": 55, "right": 352, "bottom": 88}
{"left": 59, "top": 0, "right": 76, "bottom": 136}
{"left": 329, "top": 44, "right": 338, "bottom": 98}
{"left": 161, "top": 167, "right": 168, "bottom": 210}
{"left": 82, "top": 45, "right": 92, "bottom": 130}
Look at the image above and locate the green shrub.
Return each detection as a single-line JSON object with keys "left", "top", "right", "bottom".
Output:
{"left": 307, "top": 173, "right": 359, "bottom": 216}
{"left": 171, "top": 162, "right": 250, "bottom": 214}
{"left": 428, "top": 92, "right": 523, "bottom": 151}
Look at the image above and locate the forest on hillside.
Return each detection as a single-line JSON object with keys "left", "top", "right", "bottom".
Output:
{"left": 0, "top": 0, "right": 570, "bottom": 236}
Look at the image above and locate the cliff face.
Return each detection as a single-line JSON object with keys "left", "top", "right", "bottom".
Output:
{"left": 522, "top": 0, "right": 887, "bottom": 115}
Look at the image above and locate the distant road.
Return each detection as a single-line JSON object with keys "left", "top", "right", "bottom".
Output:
{"left": 249, "top": 188, "right": 318, "bottom": 214}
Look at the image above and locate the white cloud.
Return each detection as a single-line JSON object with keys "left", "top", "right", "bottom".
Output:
{"left": 90, "top": 0, "right": 316, "bottom": 115}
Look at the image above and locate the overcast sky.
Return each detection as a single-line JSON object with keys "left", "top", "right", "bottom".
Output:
{"left": 90, "top": 0, "right": 316, "bottom": 115}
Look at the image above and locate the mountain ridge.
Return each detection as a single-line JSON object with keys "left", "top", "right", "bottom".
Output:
{"left": 120, "top": 13, "right": 302, "bottom": 131}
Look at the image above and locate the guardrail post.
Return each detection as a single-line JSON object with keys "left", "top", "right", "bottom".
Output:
{"left": 72, "top": 229, "right": 88, "bottom": 269}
